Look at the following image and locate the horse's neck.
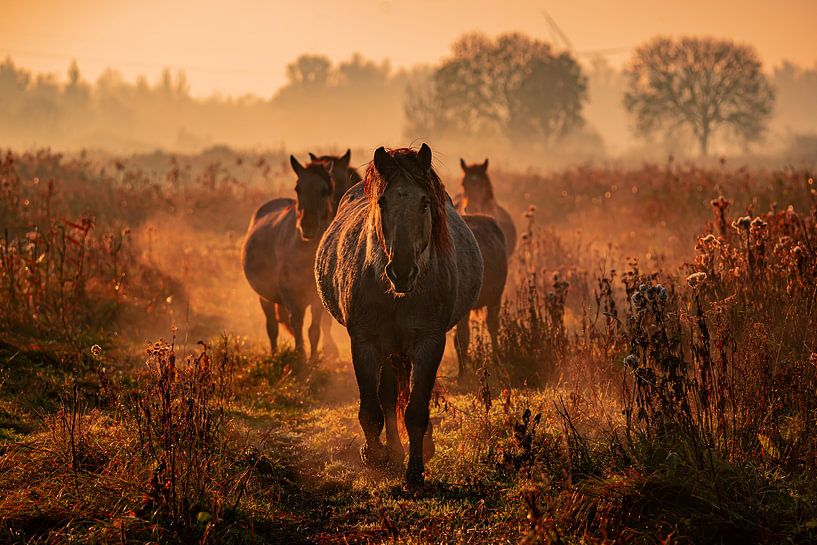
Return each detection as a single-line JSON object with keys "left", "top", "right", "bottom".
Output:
{"left": 465, "top": 194, "right": 496, "bottom": 214}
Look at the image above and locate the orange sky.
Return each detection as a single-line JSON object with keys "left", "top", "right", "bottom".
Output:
{"left": 2, "top": 0, "right": 816, "bottom": 97}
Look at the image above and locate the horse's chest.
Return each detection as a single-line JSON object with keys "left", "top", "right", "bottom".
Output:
{"left": 358, "top": 297, "right": 446, "bottom": 350}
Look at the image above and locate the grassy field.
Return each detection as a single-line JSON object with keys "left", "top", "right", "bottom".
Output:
{"left": 1, "top": 148, "right": 816, "bottom": 544}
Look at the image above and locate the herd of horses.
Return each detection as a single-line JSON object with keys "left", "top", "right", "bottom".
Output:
{"left": 241, "top": 145, "right": 516, "bottom": 487}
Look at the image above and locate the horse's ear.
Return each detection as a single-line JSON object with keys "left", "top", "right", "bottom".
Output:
{"left": 290, "top": 155, "right": 304, "bottom": 175}
{"left": 322, "top": 159, "right": 334, "bottom": 174}
{"left": 418, "top": 143, "right": 432, "bottom": 171}
{"left": 481, "top": 158, "right": 489, "bottom": 171}
{"left": 373, "top": 146, "right": 395, "bottom": 176}
{"left": 308, "top": 152, "right": 319, "bottom": 162}
{"left": 341, "top": 149, "right": 351, "bottom": 165}
{"left": 460, "top": 158, "right": 468, "bottom": 172}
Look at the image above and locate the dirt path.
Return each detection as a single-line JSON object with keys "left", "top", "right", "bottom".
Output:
{"left": 237, "top": 366, "right": 399, "bottom": 544}
{"left": 235, "top": 358, "right": 518, "bottom": 544}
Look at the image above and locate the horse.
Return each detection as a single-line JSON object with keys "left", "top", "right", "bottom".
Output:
{"left": 457, "top": 158, "right": 517, "bottom": 256}
{"left": 309, "top": 149, "right": 362, "bottom": 210}
{"left": 454, "top": 214, "right": 508, "bottom": 380}
{"left": 315, "top": 144, "right": 483, "bottom": 486}
{"left": 241, "top": 155, "right": 339, "bottom": 361}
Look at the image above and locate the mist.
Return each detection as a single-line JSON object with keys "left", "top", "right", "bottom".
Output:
{"left": 2, "top": 46, "right": 815, "bottom": 168}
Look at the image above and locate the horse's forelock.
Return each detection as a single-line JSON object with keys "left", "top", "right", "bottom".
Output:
{"left": 303, "top": 161, "right": 334, "bottom": 193}
{"left": 463, "top": 165, "right": 494, "bottom": 200}
{"left": 364, "top": 148, "right": 451, "bottom": 252}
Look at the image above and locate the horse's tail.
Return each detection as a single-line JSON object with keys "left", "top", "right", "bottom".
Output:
{"left": 391, "top": 354, "right": 412, "bottom": 438}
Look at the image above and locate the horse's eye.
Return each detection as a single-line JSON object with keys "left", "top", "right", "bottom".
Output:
{"left": 421, "top": 200, "right": 429, "bottom": 212}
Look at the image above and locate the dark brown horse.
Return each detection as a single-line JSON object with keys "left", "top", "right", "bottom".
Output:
{"left": 458, "top": 158, "right": 517, "bottom": 255}
{"left": 242, "top": 156, "right": 339, "bottom": 360}
{"left": 454, "top": 214, "right": 508, "bottom": 379}
{"left": 315, "top": 145, "right": 483, "bottom": 486}
{"left": 309, "top": 149, "right": 362, "bottom": 210}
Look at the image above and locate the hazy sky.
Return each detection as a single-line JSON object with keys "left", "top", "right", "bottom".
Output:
{"left": 2, "top": 0, "right": 816, "bottom": 97}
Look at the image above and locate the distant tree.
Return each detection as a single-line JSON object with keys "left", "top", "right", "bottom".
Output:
{"left": 285, "top": 54, "right": 332, "bottom": 87}
{"left": 624, "top": 37, "right": 775, "bottom": 156}
{"left": 0, "top": 58, "right": 31, "bottom": 118}
{"left": 337, "top": 53, "right": 390, "bottom": 86}
{"left": 404, "top": 32, "right": 587, "bottom": 146}
{"left": 63, "top": 60, "right": 90, "bottom": 105}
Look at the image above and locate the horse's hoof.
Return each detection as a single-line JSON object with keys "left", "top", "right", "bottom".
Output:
{"left": 405, "top": 459, "right": 425, "bottom": 488}
{"left": 385, "top": 446, "right": 405, "bottom": 472}
{"left": 360, "top": 442, "right": 388, "bottom": 467}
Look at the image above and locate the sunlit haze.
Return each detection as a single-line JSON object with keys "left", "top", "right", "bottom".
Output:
{"left": 3, "top": 0, "right": 816, "bottom": 97}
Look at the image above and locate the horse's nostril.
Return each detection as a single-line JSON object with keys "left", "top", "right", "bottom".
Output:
{"left": 385, "top": 263, "right": 397, "bottom": 283}
{"left": 409, "top": 266, "right": 419, "bottom": 283}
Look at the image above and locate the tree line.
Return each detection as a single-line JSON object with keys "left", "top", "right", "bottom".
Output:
{"left": 1, "top": 34, "right": 815, "bottom": 159}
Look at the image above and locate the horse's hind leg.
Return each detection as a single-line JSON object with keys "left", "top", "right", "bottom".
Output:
{"left": 289, "top": 305, "right": 306, "bottom": 359}
{"left": 379, "top": 357, "right": 404, "bottom": 466}
{"left": 307, "top": 303, "right": 323, "bottom": 362}
{"left": 259, "top": 297, "right": 279, "bottom": 354}
{"left": 321, "top": 319, "right": 340, "bottom": 360}
{"left": 351, "top": 338, "right": 387, "bottom": 466}
{"left": 275, "top": 304, "right": 294, "bottom": 337}
{"left": 454, "top": 312, "right": 471, "bottom": 381}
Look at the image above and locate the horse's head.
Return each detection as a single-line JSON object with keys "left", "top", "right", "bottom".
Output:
{"left": 460, "top": 158, "right": 493, "bottom": 206}
{"left": 290, "top": 155, "right": 334, "bottom": 241}
{"left": 366, "top": 144, "right": 448, "bottom": 295}
{"left": 309, "top": 149, "right": 353, "bottom": 192}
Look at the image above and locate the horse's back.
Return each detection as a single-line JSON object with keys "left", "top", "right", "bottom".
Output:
{"left": 445, "top": 202, "right": 484, "bottom": 329}
{"left": 242, "top": 198, "right": 296, "bottom": 300}
{"left": 249, "top": 197, "right": 292, "bottom": 227}
{"left": 463, "top": 214, "right": 507, "bottom": 309}
{"left": 316, "top": 182, "right": 370, "bottom": 326}
{"left": 494, "top": 204, "right": 517, "bottom": 256}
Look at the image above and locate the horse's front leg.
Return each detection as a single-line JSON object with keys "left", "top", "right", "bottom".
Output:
{"left": 350, "top": 336, "right": 387, "bottom": 466}
{"left": 379, "top": 355, "right": 404, "bottom": 467}
{"left": 405, "top": 333, "right": 445, "bottom": 487}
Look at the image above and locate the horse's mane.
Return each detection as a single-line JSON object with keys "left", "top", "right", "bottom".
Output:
{"left": 364, "top": 147, "right": 451, "bottom": 252}
{"left": 463, "top": 163, "right": 495, "bottom": 201}
{"left": 303, "top": 161, "right": 334, "bottom": 193}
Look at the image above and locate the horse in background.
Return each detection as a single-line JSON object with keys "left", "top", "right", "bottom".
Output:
{"left": 309, "top": 149, "right": 362, "bottom": 210}
{"left": 242, "top": 156, "right": 339, "bottom": 361}
{"left": 315, "top": 145, "right": 483, "bottom": 486}
{"left": 454, "top": 214, "right": 508, "bottom": 380}
{"left": 458, "top": 158, "right": 517, "bottom": 256}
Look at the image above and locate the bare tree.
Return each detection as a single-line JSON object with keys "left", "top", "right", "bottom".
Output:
{"left": 285, "top": 55, "right": 332, "bottom": 87}
{"left": 405, "top": 32, "right": 586, "bottom": 146}
{"left": 624, "top": 37, "right": 774, "bottom": 156}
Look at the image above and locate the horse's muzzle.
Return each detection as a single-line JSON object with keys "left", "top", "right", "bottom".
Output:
{"left": 385, "top": 263, "right": 419, "bottom": 293}
{"left": 297, "top": 221, "right": 324, "bottom": 241}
